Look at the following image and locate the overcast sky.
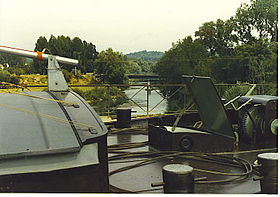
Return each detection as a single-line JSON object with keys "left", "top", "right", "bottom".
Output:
{"left": 0, "top": 0, "right": 251, "bottom": 54}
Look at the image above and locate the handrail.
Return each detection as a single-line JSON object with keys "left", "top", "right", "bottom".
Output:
{"left": 0, "top": 82, "right": 277, "bottom": 119}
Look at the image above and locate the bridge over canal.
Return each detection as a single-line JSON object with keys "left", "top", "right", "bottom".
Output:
{"left": 127, "top": 74, "right": 160, "bottom": 82}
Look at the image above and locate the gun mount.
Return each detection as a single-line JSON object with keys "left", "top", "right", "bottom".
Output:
{"left": 0, "top": 45, "right": 78, "bottom": 65}
{"left": 0, "top": 45, "right": 109, "bottom": 192}
{"left": 0, "top": 45, "right": 78, "bottom": 91}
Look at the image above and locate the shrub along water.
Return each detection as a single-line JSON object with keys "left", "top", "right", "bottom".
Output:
{"left": 0, "top": 70, "right": 19, "bottom": 85}
{"left": 72, "top": 87, "right": 127, "bottom": 115}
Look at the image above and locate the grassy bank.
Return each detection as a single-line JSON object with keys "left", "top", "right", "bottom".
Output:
{"left": 0, "top": 74, "right": 128, "bottom": 115}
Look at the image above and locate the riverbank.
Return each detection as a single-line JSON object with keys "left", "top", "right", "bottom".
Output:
{"left": 8, "top": 75, "right": 168, "bottom": 116}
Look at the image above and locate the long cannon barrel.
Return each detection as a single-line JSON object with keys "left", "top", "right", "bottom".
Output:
{"left": 0, "top": 45, "right": 78, "bottom": 66}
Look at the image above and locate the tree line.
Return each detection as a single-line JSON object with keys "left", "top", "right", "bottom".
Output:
{"left": 0, "top": 35, "right": 158, "bottom": 84}
{"left": 151, "top": 0, "right": 278, "bottom": 111}
{"left": 34, "top": 35, "right": 98, "bottom": 74}
{"left": 126, "top": 50, "right": 164, "bottom": 61}
{"left": 153, "top": 0, "right": 278, "bottom": 85}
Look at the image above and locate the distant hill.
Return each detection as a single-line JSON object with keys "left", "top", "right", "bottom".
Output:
{"left": 126, "top": 50, "right": 164, "bottom": 61}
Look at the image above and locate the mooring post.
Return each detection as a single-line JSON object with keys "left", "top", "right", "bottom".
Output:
{"left": 162, "top": 164, "right": 194, "bottom": 193}
{"left": 256, "top": 153, "right": 278, "bottom": 194}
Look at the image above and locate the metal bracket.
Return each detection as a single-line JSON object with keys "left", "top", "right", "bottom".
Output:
{"left": 47, "top": 55, "right": 69, "bottom": 92}
{"left": 171, "top": 101, "right": 194, "bottom": 132}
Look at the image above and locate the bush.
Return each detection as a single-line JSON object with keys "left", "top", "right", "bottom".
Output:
{"left": 71, "top": 69, "right": 83, "bottom": 79}
{"left": 222, "top": 85, "right": 252, "bottom": 102}
{"left": 0, "top": 70, "right": 19, "bottom": 85}
{"left": 10, "top": 76, "right": 19, "bottom": 85}
{"left": 61, "top": 69, "right": 73, "bottom": 82}
{"left": 0, "top": 70, "right": 11, "bottom": 82}
{"left": 73, "top": 87, "right": 127, "bottom": 114}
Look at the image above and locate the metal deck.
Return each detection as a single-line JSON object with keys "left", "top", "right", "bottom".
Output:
{"left": 107, "top": 121, "right": 277, "bottom": 194}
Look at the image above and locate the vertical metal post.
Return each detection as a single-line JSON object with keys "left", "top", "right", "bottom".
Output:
{"left": 183, "top": 85, "right": 186, "bottom": 109}
{"left": 107, "top": 85, "right": 110, "bottom": 118}
{"left": 146, "top": 81, "right": 150, "bottom": 117}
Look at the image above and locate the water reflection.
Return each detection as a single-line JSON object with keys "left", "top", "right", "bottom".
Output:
{"left": 117, "top": 135, "right": 131, "bottom": 144}
{"left": 119, "top": 87, "right": 167, "bottom": 115}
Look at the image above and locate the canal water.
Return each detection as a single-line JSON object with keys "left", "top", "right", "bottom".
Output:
{"left": 119, "top": 86, "right": 167, "bottom": 116}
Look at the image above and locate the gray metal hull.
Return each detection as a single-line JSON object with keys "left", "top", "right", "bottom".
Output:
{"left": 0, "top": 135, "right": 109, "bottom": 192}
{"left": 0, "top": 91, "right": 109, "bottom": 192}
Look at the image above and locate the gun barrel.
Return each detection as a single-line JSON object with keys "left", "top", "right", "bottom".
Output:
{"left": 0, "top": 45, "right": 78, "bottom": 66}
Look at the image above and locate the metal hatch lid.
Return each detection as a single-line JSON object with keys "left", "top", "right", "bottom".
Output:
{"left": 182, "top": 75, "right": 234, "bottom": 138}
{"left": 0, "top": 91, "right": 81, "bottom": 160}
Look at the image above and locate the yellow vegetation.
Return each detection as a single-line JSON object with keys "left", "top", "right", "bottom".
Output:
{"left": 18, "top": 74, "right": 92, "bottom": 86}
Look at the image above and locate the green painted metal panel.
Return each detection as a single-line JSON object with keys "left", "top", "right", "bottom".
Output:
{"left": 182, "top": 76, "right": 234, "bottom": 138}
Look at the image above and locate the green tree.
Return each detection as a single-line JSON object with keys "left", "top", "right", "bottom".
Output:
{"left": 0, "top": 70, "right": 19, "bottom": 84}
{"left": 0, "top": 53, "right": 32, "bottom": 75}
{"left": 94, "top": 48, "right": 128, "bottom": 84}
{"left": 73, "top": 87, "right": 127, "bottom": 114}
{"left": 125, "top": 61, "right": 142, "bottom": 74}
{"left": 231, "top": 0, "right": 278, "bottom": 43}
{"left": 136, "top": 59, "right": 154, "bottom": 73}
{"left": 126, "top": 50, "right": 164, "bottom": 61}
{"left": 210, "top": 56, "right": 249, "bottom": 83}
{"left": 82, "top": 41, "right": 98, "bottom": 73}
{"left": 234, "top": 39, "right": 277, "bottom": 83}
{"left": 34, "top": 35, "right": 98, "bottom": 74}
{"left": 0, "top": 53, "right": 27, "bottom": 68}
{"left": 34, "top": 36, "right": 48, "bottom": 74}
{"left": 152, "top": 36, "right": 210, "bottom": 111}
{"left": 153, "top": 36, "right": 209, "bottom": 85}
{"left": 71, "top": 37, "right": 84, "bottom": 72}
{"left": 251, "top": 0, "right": 278, "bottom": 41}
{"left": 193, "top": 0, "right": 278, "bottom": 84}
{"left": 195, "top": 19, "right": 237, "bottom": 56}
{"left": 194, "top": 58, "right": 214, "bottom": 77}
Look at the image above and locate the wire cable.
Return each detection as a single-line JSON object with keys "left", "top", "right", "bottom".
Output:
{"left": 107, "top": 142, "right": 275, "bottom": 191}
{"left": 0, "top": 103, "right": 96, "bottom": 129}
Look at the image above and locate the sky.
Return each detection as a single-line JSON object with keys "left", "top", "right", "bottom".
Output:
{"left": 0, "top": 0, "right": 251, "bottom": 54}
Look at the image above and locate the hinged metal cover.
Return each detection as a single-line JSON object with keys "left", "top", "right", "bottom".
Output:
{"left": 0, "top": 92, "right": 81, "bottom": 160}
{"left": 182, "top": 75, "right": 234, "bottom": 138}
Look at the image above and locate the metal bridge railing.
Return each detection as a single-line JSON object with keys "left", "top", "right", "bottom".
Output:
{"left": 0, "top": 82, "right": 277, "bottom": 120}
{"left": 69, "top": 83, "right": 277, "bottom": 119}
{"left": 70, "top": 83, "right": 277, "bottom": 119}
